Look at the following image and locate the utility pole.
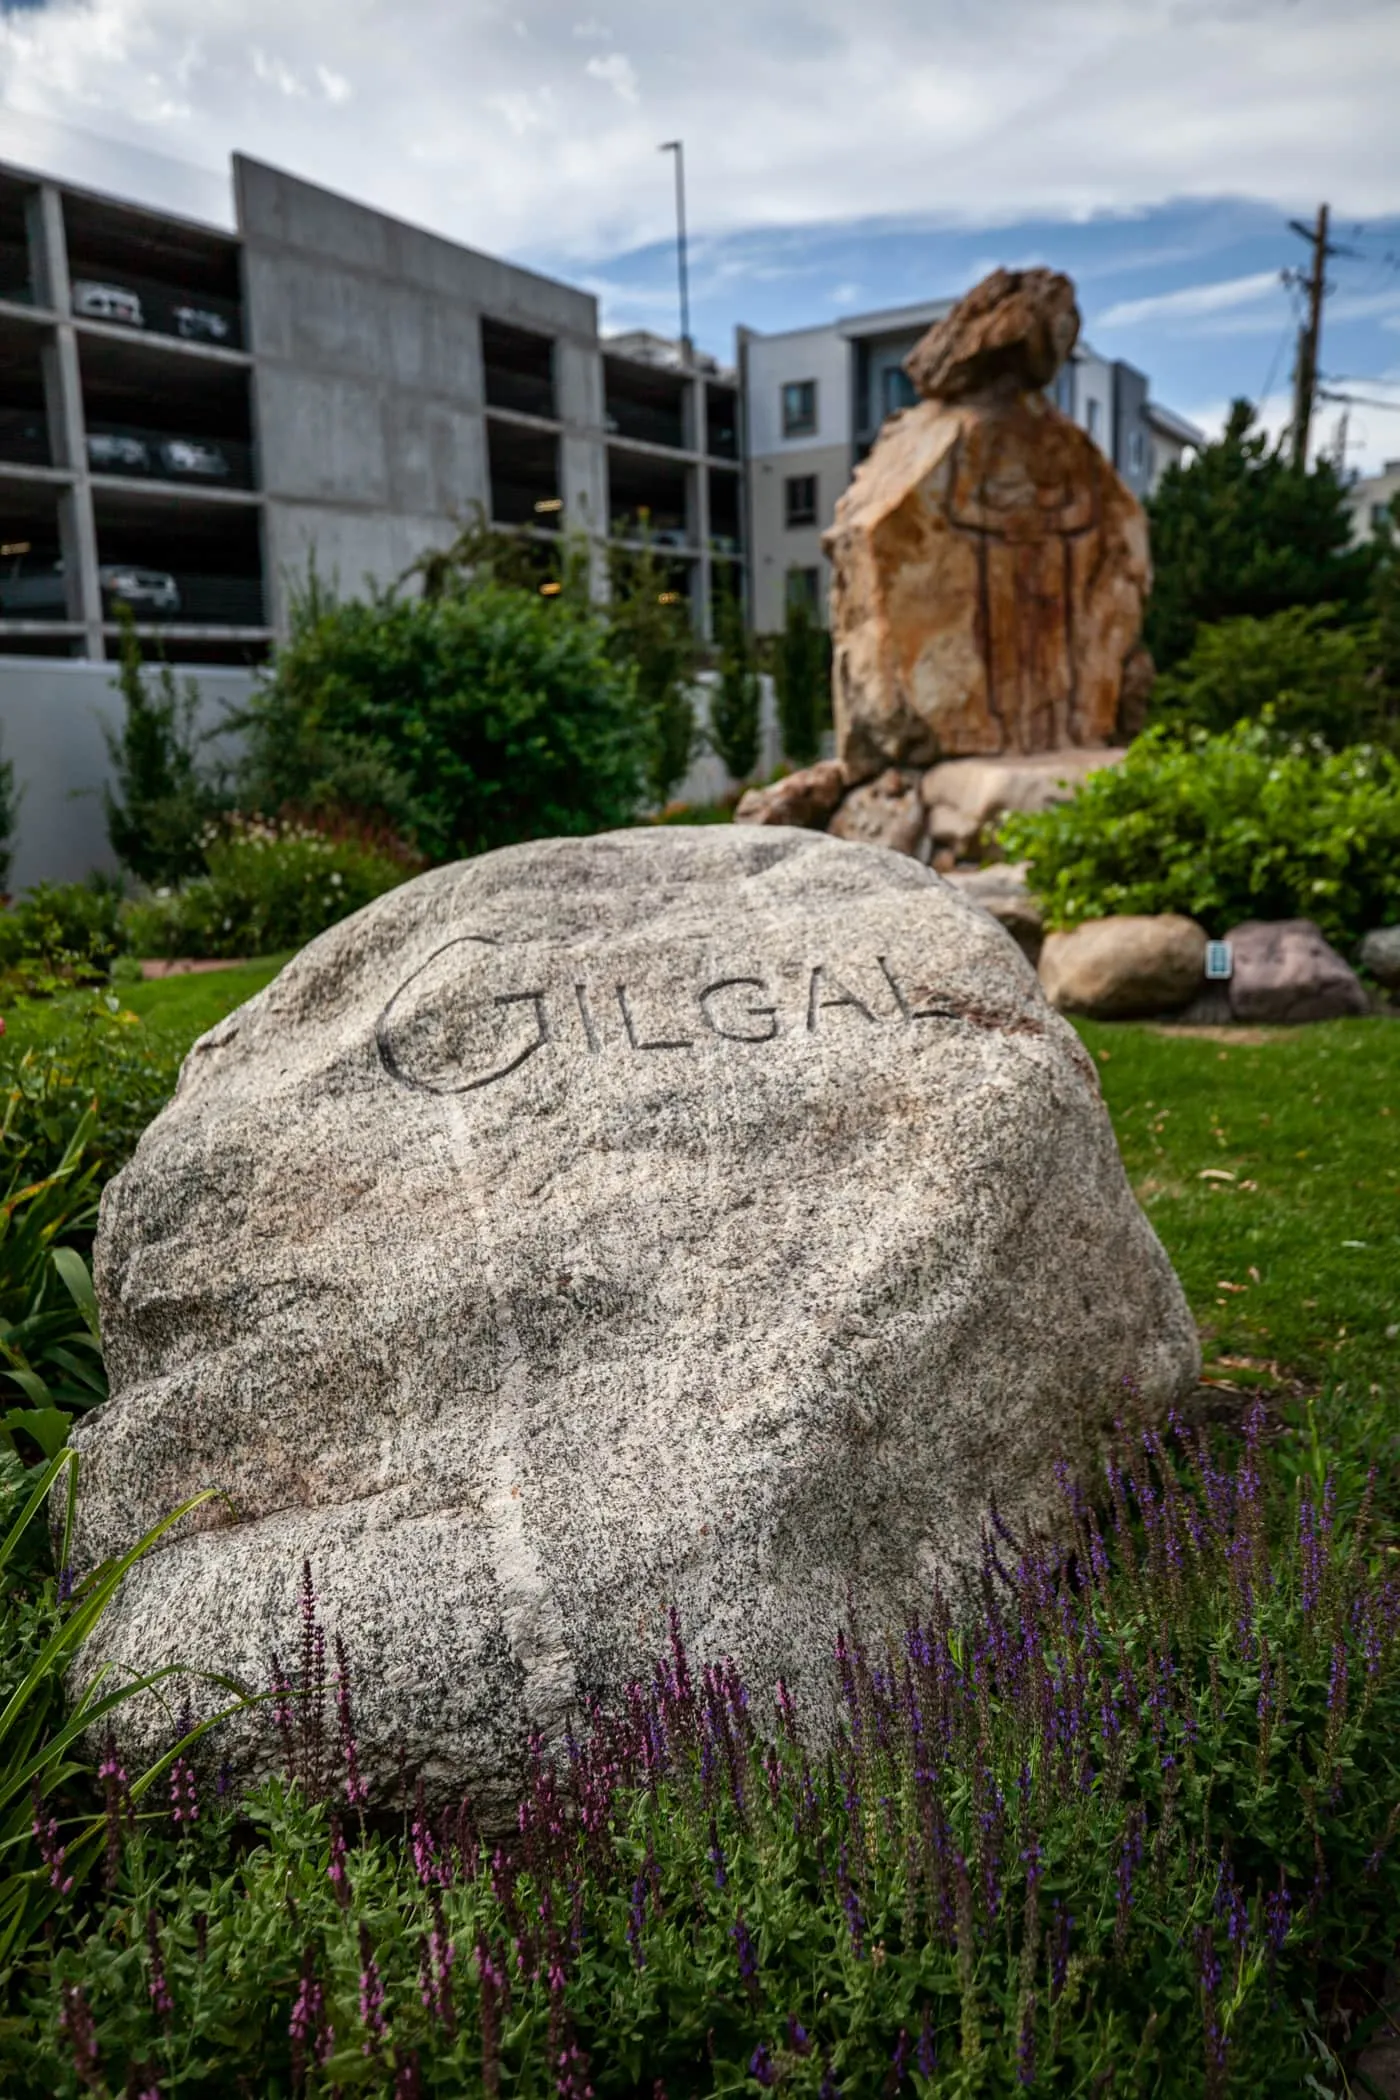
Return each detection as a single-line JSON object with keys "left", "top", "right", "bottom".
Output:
{"left": 1287, "top": 203, "right": 1332, "bottom": 469}
{"left": 659, "top": 140, "right": 693, "bottom": 366}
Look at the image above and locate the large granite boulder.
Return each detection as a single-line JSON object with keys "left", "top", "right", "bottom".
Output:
{"left": 72, "top": 828, "right": 1198, "bottom": 1810}
{"left": 825, "top": 269, "right": 1150, "bottom": 773}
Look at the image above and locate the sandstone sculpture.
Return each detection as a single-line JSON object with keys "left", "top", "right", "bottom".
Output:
{"left": 825, "top": 268, "right": 1151, "bottom": 774}
{"left": 73, "top": 829, "right": 1198, "bottom": 1809}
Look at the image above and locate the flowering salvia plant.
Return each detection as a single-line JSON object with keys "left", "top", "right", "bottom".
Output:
{"left": 10, "top": 1402, "right": 1400, "bottom": 2095}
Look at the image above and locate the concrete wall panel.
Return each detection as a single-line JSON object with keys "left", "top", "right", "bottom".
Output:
{"left": 0, "top": 658, "right": 253, "bottom": 894}
{"left": 255, "top": 370, "right": 390, "bottom": 506}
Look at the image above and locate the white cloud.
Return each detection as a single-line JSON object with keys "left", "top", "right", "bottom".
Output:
{"left": 250, "top": 48, "right": 307, "bottom": 99}
{"left": 315, "top": 64, "right": 350, "bottom": 105}
{"left": 0, "top": 0, "right": 1396, "bottom": 262}
{"left": 1097, "top": 270, "right": 1282, "bottom": 330}
{"left": 583, "top": 51, "right": 638, "bottom": 104}
{"left": 1179, "top": 383, "right": 1400, "bottom": 478}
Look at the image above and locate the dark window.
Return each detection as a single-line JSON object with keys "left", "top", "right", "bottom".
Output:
{"left": 781, "top": 379, "right": 817, "bottom": 438}
{"left": 881, "top": 366, "right": 916, "bottom": 417}
{"left": 786, "top": 566, "right": 819, "bottom": 613}
{"left": 784, "top": 474, "right": 817, "bottom": 527}
{"left": 1086, "top": 397, "right": 1102, "bottom": 443}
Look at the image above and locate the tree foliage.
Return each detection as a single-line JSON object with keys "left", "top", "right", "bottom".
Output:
{"left": 604, "top": 535, "right": 699, "bottom": 808}
{"left": 707, "top": 568, "right": 761, "bottom": 783}
{"left": 1145, "top": 400, "right": 1376, "bottom": 673}
{"left": 774, "top": 583, "right": 827, "bottom": 767}
{"left": 238, "top": 575, "right": 645, "bottom": 862}
{"left": 1149, "top": 604, "right": 1391, "bottom": 748}
{"left": 102, "top": 612, "right": 225, "bottom": 886}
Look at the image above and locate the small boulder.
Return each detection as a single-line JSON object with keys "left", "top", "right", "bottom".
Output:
{"left": 733, "top": 760, "right": 848, "bottom": 830}
{"left": 1226, "top": 920, "right": 1369, "bottom": 1025}
{"left": 826, "top": 768, "right": 925, "bottom": 857}
{"left": 1039, "top": 914, "right": 1207, "bottom": 1019}
{"left": 943, "top": 862, "right": 1045, "bottom": 963}
{"left": 1359, "top": 926, "right": 1400, "bottom": 992}
{"left": 903, "top": 267, "right": 1081, "bottom": 401}
{"left": 921, "top": 749, "right": 1125, "bottom": 861}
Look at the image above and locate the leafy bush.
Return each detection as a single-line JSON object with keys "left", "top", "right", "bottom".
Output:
{"left": 102, "top": 613, "right": 228, "bottom": 887}
{"left": 122, "top": 815, "right": 414, "bottom": 961}
{"left": 0, "top": 993, "right": 182, "bottom": 1187}
{"left": 8, "top": 1412, "right": 1400, "bottom": 2093}
{"left": 1000, "top": 721, "right": 1400, "bottom": 946}
{"left": 1150, "top": 604, "right": 1393, "bottom": 748}
{"left": 0, "top": 879, "right": 126, "bottom": 995}
{"left": 708, "top": 570, "right": 761, "bottom": 783}
{"left": 238, "top": 577, "right": 646, "bottom": 862}
{"left": 604, "top": 537, "right": 699, "bottom": 808}
{"left": 773, "top": 585, "right": 829, "bottom": 767}
{"left": 1145, "top": 399, "right": 1377, "bottom": 673}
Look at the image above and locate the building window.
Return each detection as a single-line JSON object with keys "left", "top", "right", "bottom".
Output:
{"left": 782, "top": 379, "right": 817, "bottom": 438}
{"left": 786, "top": 566, "right": 820, "bottom": 613}
{"left": 1374, "top": 502, "right": 1393, "bottom": 532}
{"left": 1128, "top": 428, "right": 1145, "bottom": 475}
{"left": 785, "top": 474, "right": 817, "bottom": 527}
{"left": 1086, "top": 397, "right": 1102, "bottom": 443}
{"left": 882, "top": 366, "right": 917, "bottom": 418}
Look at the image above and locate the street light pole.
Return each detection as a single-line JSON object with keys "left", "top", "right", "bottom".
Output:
{"left": 659, "top": 139, "right": 692, "bottom": 366}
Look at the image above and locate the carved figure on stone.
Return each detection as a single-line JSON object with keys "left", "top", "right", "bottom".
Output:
{"left": 824, "top": 267, "right": 1151, "bottom": 773}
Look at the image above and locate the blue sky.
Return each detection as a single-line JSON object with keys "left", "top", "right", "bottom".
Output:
{"left": 546, "top": 196, "right": 1400, "bottom": 463}
{"left": 3, "top": 0, "right": 1398, "bottom": 469}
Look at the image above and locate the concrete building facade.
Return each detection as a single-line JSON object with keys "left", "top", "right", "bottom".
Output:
{"left": 740, "top": 299, "right": 1203, "bottom": 633}
{"left": 0, "top": 153, "right": 744, "bottom": 664}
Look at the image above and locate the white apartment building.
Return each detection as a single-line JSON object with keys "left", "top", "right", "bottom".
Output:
{"left": 1346, "top": 459, "right": 1400, "bottom": 542}
{"left": 739, "top": 299, "right": 1203, "bottom": 634}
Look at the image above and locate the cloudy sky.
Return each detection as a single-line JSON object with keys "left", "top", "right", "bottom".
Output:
{"left": 3, "top": 0, "right": 1399, "bottom": 469}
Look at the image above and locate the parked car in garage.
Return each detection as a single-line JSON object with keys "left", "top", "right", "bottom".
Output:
{"left": 0, "top": 554, "right": 66, "bottom": 618}
{"left": 88, "top": 432, "right": 152, "bottom": 474}
{"left": 98, "top": 565, "right": 180, "bottom": 614}
{"left": 173, "top": 305, "right": 232, "bottom": 344}
{"left": 158, "top": 437, "right": 231, "bottom": 480}
{"left": 72, "top": 281, "right": 145, "bottom": 328}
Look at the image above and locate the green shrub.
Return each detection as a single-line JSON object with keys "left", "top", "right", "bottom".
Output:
{"left": 708, "top": 569, "right": 761, "bottom": 782}
{"left": 1000, "top": 720, "right": 1400, "bottom": 946}
{"left": 0, "top": 879, "right": 126, "bottom": 994}
{"left": 604, "top": 537, "right": 699, "bottom": 808}
{"left": 122, "top": 815, "right": 414, "bottom": 961}
{"left": 102, "top": 613, "right": 228, "bottom": 887}
{"left": 1150, "top": 604, "right": 1391, "bottom": 748}
{"left": 0, "top": 992, "right": 182, "bottom": 1186}
{"left": 238, "top": 578, "right": 646, "bottom": 861}
{"left": 773, "top": 584, "right": 829, "bottom": 767}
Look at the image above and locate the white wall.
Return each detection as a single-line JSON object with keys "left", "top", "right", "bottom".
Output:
{"left": 744, "top": 326, "right": 852, "bottom": 455}
{"left": 0, "top": 657, "right": 254, "bottom": 894}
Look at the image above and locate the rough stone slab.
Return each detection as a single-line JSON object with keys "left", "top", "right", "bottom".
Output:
{"left": 71, "top": 827, "right": 1198, "bottom": 1811}
{"left": 1226, "top": 919, "right": 1368, "bottom": 1025}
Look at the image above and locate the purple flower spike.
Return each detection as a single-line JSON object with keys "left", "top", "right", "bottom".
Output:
{"left": 749, "top": 2044, "right": 777, "bottom": 2088}
{"left": 733, "top": 1913, "right": 759, "bottom": 1996}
